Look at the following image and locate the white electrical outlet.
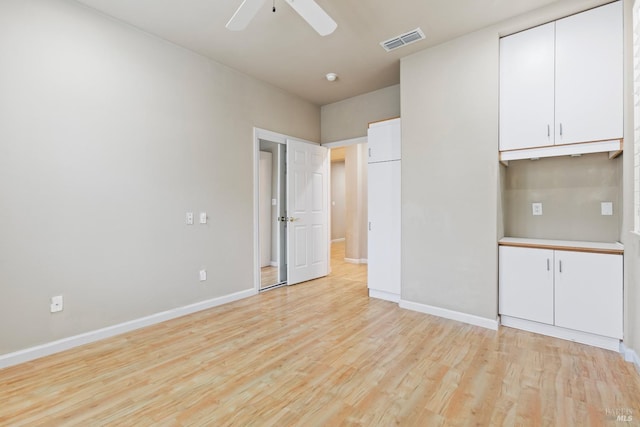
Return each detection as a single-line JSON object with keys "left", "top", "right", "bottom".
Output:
{"left": 50, "top": 295, "right": 63, "bottom": 313}
{"left": 199, "top": 269, "right": 207, "bottom": 281}
{"left": 532, "top": 202, "right": 543, "bottom": 216}
{"left": 601, "top": 202, "right": 613, "bottom": 216}
{"left": 199, "top": 212, "right": 207, "bottom": 224}
{"left": 186, "top": 212, "right": 194, "bottom": 225}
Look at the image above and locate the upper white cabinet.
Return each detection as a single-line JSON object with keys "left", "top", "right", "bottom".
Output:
{"left": 368, "top": 118, "right": 401, "bottom": 163}
{"left": 499, "top": 1, "right": 623, "bottom": 153}
{"left": 499, "top": 23, "right": 555, "bottom": 151}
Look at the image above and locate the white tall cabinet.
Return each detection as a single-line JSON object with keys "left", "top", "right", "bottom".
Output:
{"left": 368, "top": 118, "right": 401, "bottom": 302}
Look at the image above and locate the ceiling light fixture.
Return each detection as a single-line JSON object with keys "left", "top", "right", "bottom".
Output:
{"left": 326, "top": 72, "right": 338, "bottom": 82}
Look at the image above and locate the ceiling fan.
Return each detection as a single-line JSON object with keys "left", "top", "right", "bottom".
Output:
{"left": 226, "top": 0, "right": 337, "bottom": 36}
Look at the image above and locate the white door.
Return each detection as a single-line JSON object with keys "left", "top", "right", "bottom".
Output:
{"left": 286, "top": 140, "right": 329, "bottom": 285}
{"left": 555, "top": 1, "right": 623, "bottom": 145}
{"left": 499, "top": 246, "right": 554, "bottom": 325}
{"left": 499, "top": 22, "right": 555, "bottom": 151}
{"left": 554, "top": 251, "right": 623, "bottom": 338}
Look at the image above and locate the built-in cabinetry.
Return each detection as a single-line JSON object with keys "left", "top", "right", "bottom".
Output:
{"left": 499, "top": 1, "right": 622, "bottom": 161}
{"left": 368, "top": 118, "right": 401, "bottom": 302}
{"left": 499, "top": 238, "right": 623, "bottom": 351}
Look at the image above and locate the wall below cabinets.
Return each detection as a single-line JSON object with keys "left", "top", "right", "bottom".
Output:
{"left": 502, "top": 153, "right": 622, "bottom": 242}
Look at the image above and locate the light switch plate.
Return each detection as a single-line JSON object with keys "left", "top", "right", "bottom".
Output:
{"left": 199, "top": 269, "right": 207, "bottom": 281}
{"left": 199, "top": 212, "right": 207, "bottom": 224}
{"left": 186, "top": 212, "right": 194, "bottom": 225}
{"left": 532, "top": 202, "right": 543, "bottom": 216}
{"left": 50, "top": 295, "right": 63, "bottom": 313}
{"left": 601, "top": 202, "right": 613, "bottom": 216}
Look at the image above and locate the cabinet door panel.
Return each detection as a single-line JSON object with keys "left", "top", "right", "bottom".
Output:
{"left": 499, "top": 246, "right": 554, "bottom": 324}
{"left": 368, "top": 118, "right": 401, "bottom": 163}
{"left": 555, "top": 1, "right": 623, "bottom": 145}
{"left": 368, "top": 161, "right": 401, "bottom": 295}
{"left": 554, "top": 251, "right": 622, "bottom": 338}
{"left": 499, "top": 22, "right": 555, "bottom": 151}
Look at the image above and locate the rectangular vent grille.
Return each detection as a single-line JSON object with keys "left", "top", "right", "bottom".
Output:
{"left": 380, "top": 28, "right": 426, "bottom": 52}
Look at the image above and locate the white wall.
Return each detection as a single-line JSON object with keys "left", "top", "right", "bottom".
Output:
{"left": 0, "top": 0, "right": 319, "bottom": 355}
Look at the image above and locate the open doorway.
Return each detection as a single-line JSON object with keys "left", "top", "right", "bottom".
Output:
{"left": 328, "top": 142, "right": 369, "bottom": 275}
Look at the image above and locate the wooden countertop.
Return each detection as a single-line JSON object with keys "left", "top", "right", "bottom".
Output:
{"left": 499, "top": 237, "right": 624, "bottom": 255}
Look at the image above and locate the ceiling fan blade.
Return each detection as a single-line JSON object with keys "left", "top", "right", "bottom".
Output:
{"left": 285, "top": 0, "right": 337, "bottom": 36}
{"left": 226, "top": 0, "right": 267, "bottom": 31}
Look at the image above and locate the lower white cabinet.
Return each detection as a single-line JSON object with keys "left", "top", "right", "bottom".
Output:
{"left": 554, "top": 250, "right": 622, "bottom": 339}
{"left": 367, "top": 160, "right": 401, "bottom": 301}
{"left": 499, "top": 244, "right": 623, "bottom": 347}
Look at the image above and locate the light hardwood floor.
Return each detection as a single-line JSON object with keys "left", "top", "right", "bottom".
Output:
{"left": 1, "top": 241, "right": 639, "bottom": 425}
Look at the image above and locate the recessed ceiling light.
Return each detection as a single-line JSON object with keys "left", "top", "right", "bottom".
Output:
{"left": 325, "top": 73, "right": 338, "bottom": 82}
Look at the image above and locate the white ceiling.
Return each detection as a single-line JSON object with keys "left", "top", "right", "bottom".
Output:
{"left": 73, "top": 0, "right": 562, "bottom": 106}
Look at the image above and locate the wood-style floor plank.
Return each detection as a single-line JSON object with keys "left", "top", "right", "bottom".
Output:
{"left": 1, "top": 241, "right": 639, "bottom": 426}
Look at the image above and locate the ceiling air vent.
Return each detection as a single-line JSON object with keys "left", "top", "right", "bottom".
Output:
{"left": 380, "top": 28, "right": 426, "bottom": 52}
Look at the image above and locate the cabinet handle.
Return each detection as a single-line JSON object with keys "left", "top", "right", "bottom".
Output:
{"left": 368, "top": 221, "right": 372, "bottom": 231}
{"left": 559, "top": 123, "right": 563, "bottom": 137}
{"left": 547, "top": 258, "right": 550, "bottom": 271}
{"left": 368, "top": 148, "right": 372, "bottom": 158}
{"left": 547, "top": 125, "right": 550, "bottom": 138}
{"left": 559, "top": 260, "right": 562, "bottom": 273}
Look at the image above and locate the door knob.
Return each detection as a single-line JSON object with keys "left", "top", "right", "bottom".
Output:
{"left": 288, "top": 217, "right": 298, "bottom": 222}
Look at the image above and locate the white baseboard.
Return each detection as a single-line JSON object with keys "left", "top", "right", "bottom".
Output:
{"left": 344, "top": 258, "right": 368, "bottom": 264}
{"left": 369, "top": 289, "right": 400, "bottom": 303}
{"left": 331, "top": 238, "right": 345, "bottom": 243}
{"left": 501, "top": 315, "right": 620, "bottom": 352}
{"left": 620, "top": 342, "right": 640, "bottom": 372}
{"left": 399, "top": 300, "right": 499, "bottom": 331}
{"left": 0, "top": 288, "right": 256, "bottom": 370}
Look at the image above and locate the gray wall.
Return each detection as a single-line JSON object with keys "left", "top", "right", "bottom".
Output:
{"left": 401, "top": 27, "right": 500, "bottom": 320}
{"left": 345, "top": 144, "right": 368, "bottom": 262}
{"left": 331, "top": 161, "right": 346, "bottom": 241}
{"left": 623, "top": 0, "right": 640, "bottom": 359}
{"left": 321, "top": 85, "right": 400, "bottom": 143}
{"left": 0, "top": 0, "right": 319, "bottom": 355}
{"left": 504, "top": 154, "right": 622, "bottom": 242}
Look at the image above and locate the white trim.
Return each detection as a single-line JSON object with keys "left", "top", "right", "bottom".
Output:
{"left": 620, "top": 342, "right": 640, "bottom": 372}
{"left": 270, "top": 261, "right": 278, "bottom": 267}
{"left": 344, "top": 258, "right": 368, "bottom": 264}
{"left": 0, "top": 289, "right": 256, "bottom": 370}
{"left": 499, "top": 139, "right": 622, "bottom": 161}
{"left": 321, "top": 136, "right": 367, "bottom": 148}
{"left": 500, "top": 315, "right": 620, "bottom": 352}
{"left": 399, "top": 300, "right": 499, "bottom": 331}
{"left": 331, "top": 237, "right": 345, "bottom": 243}
{"left": 369, "top": 289, "right": 400, "bottom": 303}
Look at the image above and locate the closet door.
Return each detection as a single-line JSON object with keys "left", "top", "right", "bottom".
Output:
{"left": 555, "top": 1, "right": 623, "bottom": 145}
{"left": 499, "top": 22, "right": 555, "bottom": 151}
